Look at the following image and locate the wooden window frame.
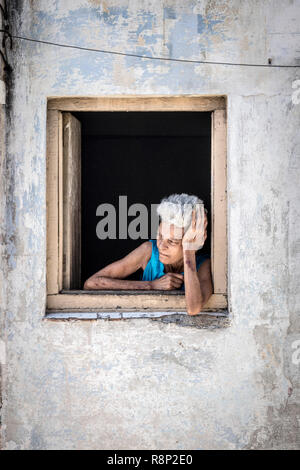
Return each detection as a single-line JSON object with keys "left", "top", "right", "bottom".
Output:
{"left": 46, "top": 95, "right": 227, "bottom": 315}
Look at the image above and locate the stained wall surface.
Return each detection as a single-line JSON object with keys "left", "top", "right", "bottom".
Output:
{"left": 0, "top": 0, "right": 300, "bottom": 449}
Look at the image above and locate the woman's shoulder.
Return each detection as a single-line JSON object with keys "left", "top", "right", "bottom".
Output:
{"left": 140, "top": 240, "right": 155, "bottom": 271}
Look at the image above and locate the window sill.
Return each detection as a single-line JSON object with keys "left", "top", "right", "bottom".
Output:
{"left": 44, "top": 309, "right": 230, "bottom": 329}
{"left": 46, "top": 290, "right": 228, "bottom": 314}
{"left": 61, "top": 289, "right": 186, "bottom": 295}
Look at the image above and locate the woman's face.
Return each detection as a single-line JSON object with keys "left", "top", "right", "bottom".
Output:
{"left": 156, "top": 221, "right": 184, "bottom": 264}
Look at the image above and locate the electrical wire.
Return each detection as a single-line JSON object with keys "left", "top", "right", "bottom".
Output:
{"left": 8, "top": 33, "right": 300, "bottom": 68}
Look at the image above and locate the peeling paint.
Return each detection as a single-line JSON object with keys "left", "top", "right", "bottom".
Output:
{"left": 1, "top": 0, "right": 300, "bottom": 450}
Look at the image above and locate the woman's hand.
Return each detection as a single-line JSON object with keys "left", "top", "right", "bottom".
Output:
{"left": 150, "top": 273, "right": 184, "bottom": 290}
{"left": 182, "top": 205, "right": 208, "bottom": 251}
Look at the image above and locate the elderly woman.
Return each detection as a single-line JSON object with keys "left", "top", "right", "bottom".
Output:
{"left": 83, "top": 193, "right": 213, "bottom": 315}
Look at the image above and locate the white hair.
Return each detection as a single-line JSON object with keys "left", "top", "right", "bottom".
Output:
{"left": 156, "top": 193, "right": 206, "bottom": 229}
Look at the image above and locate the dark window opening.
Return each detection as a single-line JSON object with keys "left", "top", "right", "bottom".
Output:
{"left": 73, "top": 112, "right": 212, "bottom": 287}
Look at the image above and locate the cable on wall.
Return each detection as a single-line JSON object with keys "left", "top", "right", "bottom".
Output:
{"left": 3, "top": 32, "right": 300, "bottom": 69}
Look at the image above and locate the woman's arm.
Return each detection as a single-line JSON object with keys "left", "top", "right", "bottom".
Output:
{"left": 183, "top": 255, "right": 213, "bottom": 315}
{"left": 181, "top": 206, "right": 213, "bottom": 315}
{"left": 83, "top": 241, "right": 152, "bottom": 290}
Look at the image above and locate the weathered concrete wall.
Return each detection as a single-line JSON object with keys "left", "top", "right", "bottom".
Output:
{"left": 0, "top": 0, "right": 7, "bottom": 450}
{"left": 1, "top": 0, "right": 299, "bottom": 449}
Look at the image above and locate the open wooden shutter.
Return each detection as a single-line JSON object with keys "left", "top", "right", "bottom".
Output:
{"left": 63, "top": 113, "right": 81, "bottom": 289}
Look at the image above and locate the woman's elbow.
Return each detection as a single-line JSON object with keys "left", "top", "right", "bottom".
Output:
{"left": 187, "top": 292, "right": 212, "bottom": 315}
{"left": 187, "top": 304, "right": 203, "bottom": 316}
{"left": 83, "top": 278, "right": 95, "bottom": 290}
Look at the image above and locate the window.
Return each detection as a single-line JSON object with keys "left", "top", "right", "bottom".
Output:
{"left": 46, "top": 96, "right": 227, "bottom": 317}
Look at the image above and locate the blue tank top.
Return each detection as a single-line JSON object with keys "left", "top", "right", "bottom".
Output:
{"left": 142, "top": 239, "right": 210, "bottom": 291}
